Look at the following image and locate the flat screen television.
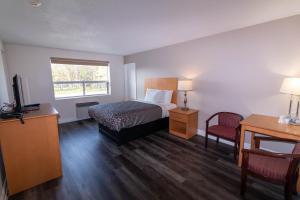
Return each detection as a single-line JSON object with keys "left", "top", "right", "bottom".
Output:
{"left": 12, "top": 74, "right": 24, "bottom": 112}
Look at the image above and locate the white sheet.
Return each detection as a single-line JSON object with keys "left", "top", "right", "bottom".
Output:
{"left": 135, "top": 99, "right": 177, "bottom": 118}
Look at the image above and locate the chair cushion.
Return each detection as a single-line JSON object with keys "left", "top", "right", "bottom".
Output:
{"left": 207, "top": 125, "right": 236, "bottom": 140}
{"left": 248, "top": 153, "right": 290, "bottom": 182}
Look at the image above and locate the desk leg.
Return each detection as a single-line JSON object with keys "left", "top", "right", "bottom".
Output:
{"left": 250, "top": 132, "right": 255, "bottom": 149}
{"left": 238, "top": 125, "right": 246, "bottom": 167}
{"left": 297, "top": 173, "right": 300, "bottom": 192}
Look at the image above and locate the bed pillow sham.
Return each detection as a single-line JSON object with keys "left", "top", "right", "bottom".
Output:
{"left": 144, "top": 89, "right": 173, "bottom": 104}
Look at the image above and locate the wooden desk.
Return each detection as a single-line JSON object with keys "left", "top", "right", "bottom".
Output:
{"left": 0, "top": 104, "right": 62, "bottom": 195}
{"left": 238, "top": 114, "right": 300, "bottom": 190}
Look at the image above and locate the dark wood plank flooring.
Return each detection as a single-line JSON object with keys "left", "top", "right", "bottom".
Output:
{"left": 10, "top": 120, "right": 299, "bottom": 200}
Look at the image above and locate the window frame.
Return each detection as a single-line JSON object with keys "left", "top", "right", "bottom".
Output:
{"left": 50, "top": 57, "right": 111, "bottom": 99}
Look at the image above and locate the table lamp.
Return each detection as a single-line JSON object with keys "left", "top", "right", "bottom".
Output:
{"left": 280, "top": 77, "right": 300, "bottom": 124}
{"left": 178, "top": 79, "right": 193, "bottom": 111}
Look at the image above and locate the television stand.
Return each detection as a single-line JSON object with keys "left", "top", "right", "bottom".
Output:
{"left": 0, "top": 103, "right": 62, "bottom": 195}
{"left": 22, "top": 103, "right": 40, "bottom": 112}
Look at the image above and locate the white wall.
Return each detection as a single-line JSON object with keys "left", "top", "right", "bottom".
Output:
{"left": 125, "top": 15, "right": 300, "bottom": 152}
{"left": 4, "top": 44, "right": 125, "bottom": 123}
{"left": 0, "top": 40, "right": 9, "bottom": 105}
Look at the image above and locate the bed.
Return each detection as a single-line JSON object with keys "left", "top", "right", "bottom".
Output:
{"left": 88, "top": 77, "right": 178, "bottom": 144}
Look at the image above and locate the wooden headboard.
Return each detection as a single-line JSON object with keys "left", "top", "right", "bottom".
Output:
{"left": 144, "top": 77, "right": 178, "bottom": 104}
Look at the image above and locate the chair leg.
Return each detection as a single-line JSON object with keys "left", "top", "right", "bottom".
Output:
{"left": 216, "top": 137, "right": 219, "bottom": 144}
{"left": 234, "top": 141, "right": 238, "bottom": 160}
{"left": 284, "top": 182, "right": 293, "bottom": 200}
{"left": 293, "top": 170, "right": 299, "bottom": 195}
{"left": 205, "top": 132, "right": 208, "bottom": 149}
{"left": 240, "top": 168, "right": 247, "bottom": 196}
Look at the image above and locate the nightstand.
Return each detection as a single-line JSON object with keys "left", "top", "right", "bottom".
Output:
{"left": 169, "top": 108, "right": 198, "bottom": 139}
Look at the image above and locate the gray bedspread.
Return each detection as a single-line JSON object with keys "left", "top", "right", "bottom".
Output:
{"left": 88, "top": 101, "right": 162, "bottom": 131}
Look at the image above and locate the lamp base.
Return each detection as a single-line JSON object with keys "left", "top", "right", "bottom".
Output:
{"left": 181, "top": 107, "right": 189, "bottom": 111}
{"left": 289, "top": 118, "right": 300, "bottom": 126}
{"left": 278, "top": 115, "right": 300, "bottom": 126}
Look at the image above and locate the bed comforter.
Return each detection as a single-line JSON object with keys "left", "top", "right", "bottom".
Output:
{"left": 88, "top": 101, "right": 162, "bottom": 131}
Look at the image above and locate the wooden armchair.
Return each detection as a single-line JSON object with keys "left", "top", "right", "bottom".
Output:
{"left": 241, "top": 137, "right": 300, "bottom": 200}
{"left": 205, "top": 112, "right": 243, "bottom": 160}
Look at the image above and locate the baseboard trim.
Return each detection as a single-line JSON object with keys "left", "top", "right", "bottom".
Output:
{"left": 59, "top": 117, "right": 92, "bottom": 124}
{"left": 58, "top": 118, "right": 77, "bottom": 124}
{"left": 197, "top": 129, "right": 251, "bottom": 149}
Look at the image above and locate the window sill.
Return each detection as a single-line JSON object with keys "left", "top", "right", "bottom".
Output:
{"left": 55, "top": 94, "right": 111, "bottom": 101}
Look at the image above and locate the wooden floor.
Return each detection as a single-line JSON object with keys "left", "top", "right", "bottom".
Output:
{"left": 10, "top": 120, "right": 299, "bottom": 200}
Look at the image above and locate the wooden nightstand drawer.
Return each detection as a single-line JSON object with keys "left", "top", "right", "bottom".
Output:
{"left": 169, "top": 112, "right": 188, "bottom": 122}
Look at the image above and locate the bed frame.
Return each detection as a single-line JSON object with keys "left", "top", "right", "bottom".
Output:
{"left": 98, "top": 77, "right": 178, "bottom": 145}
{"left": 98, "top": 117, "right": 169, "bottom": 145}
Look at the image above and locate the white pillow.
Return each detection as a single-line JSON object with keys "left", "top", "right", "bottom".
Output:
{"left": 163, "top": 90, "right": 173, "bottom": 104}
{"left": 144, "top": 89, "right": 159, "bottom": 102}
{"left": 154, "top": 90, "right": 165, "bottom": 103}
{"left": 144, "top": 89, "right": 173, "bottom": 104}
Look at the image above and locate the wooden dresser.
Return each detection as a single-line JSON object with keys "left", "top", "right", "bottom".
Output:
{"left": 0, "top": 103, "right": 62, "bottom": 195}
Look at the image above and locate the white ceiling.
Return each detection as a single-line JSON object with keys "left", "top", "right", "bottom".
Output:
{"left": 1, "top": 0, "right": 300, "bottom": 55}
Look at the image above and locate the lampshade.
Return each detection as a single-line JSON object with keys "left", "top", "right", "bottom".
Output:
{"left": 280, "top": 78, "right": 300, "bottom": 95}
{"left": 178, "top": 79, "right": 192, "bottom": 91}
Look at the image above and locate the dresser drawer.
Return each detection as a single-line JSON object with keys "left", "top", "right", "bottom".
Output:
{"left": 169, "top": 112, "right": 188, "bottom": 122}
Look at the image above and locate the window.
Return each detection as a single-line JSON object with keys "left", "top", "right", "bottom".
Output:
{"left": 50, "top": 57, "right": 110, "bottom": 99}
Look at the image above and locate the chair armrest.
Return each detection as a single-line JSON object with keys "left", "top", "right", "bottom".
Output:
{"left": 206, "top": 113, "right": 219, "bottom": 124}
{"left": 233, "top": 126, "right": 242, "bottom": 141}
{"left": 286, "top": 156, "right": 300, "bottom": 183}
{"left": 206, "top": 113, "right": 220, "bottom": 131}
{"left": 235, "top": 125, "right": 241, "bottom": 132}
{"left": 242, "top": 149, "right": 300, "bottom": 159}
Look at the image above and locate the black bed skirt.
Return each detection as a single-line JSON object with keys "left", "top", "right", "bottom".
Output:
{"left": 98, "top": 117, "right": 169, "bottom": 145}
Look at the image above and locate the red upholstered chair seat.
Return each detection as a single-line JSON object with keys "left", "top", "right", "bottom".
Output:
{"left": 207, "top": 125, "right": 236, "bottom": 140}
{"left": 248, "top": 152, "right": 291, "bottom": 182}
